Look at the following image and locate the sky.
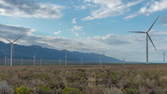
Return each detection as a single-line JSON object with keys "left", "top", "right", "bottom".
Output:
{"left": 0, "top": 0, "right": 167, "bottom": 62}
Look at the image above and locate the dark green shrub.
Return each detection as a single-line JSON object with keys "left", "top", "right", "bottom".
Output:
{"left": 124, "top": 88, "right": 138, "bottom": 94}
{"left": 62, "top": 87, "right": 84, "bottom": 94}
{"left": 37, "top": 86, "right": 53, "bottom": 94}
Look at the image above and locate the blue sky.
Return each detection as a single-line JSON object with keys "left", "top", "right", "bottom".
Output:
{"left": 0, "top": 0, "right": 167, "bottom": 62}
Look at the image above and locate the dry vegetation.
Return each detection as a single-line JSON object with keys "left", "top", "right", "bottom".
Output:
{"left": 0, "top": 64, "right": 167, "bottom": 94}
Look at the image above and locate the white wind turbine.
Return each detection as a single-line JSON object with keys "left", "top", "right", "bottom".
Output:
{"left": 33, "top": 55, "right": 36, "bottom": 66}
{"left": 130, "top": 16, "right": 159, "bottom": 63}
{"left": 163, "top": 52, "right": 166, "bottom": 63}
{"left": 65, "top": 51, "right": 67, "bottom": 67}
{"left": 5, "top": 35, "right": 24, "bottom": 67}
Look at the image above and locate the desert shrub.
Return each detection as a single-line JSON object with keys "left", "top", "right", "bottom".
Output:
{"left": 65, "top": 71, "right": 87, "bottom": 89}
{"left": 31, "top": 73, "right": 50, "bottom": 81}
{"left": 85, "top": 87, "right": 103, "bottom": 94}
{"left": 0, "top": 73, "right": 10, "bottom": 80}
{"left": 53, "top": 88, "right": 63, "bottom": 94}
{"left": 138, "top": 87, "right": 148, "bottom": 94}
{"left": 150, "top": 88, "right": 167, "bottom": 94}
{"left": 36, "top": 86, "right": 53, "bottom": 94}
{"left": 103, "top": 87, "right": 123, "bottom": 94}
{"left": 15, "top": 86, "right": 31, "bottom": 94}
{"left": 110, "top": 72, "right": 120, "bottom": 84}
{"left": 0, "top": 81, "right": 13, "bottom": 94}
{"left": 62, "top": 87, "right": 84, "bottom": 94}
{"left": 144, "top": 79, "right": 156, "bottom": 88}
{"left": 124, "top": 88, "right": 138, "bottom": 94}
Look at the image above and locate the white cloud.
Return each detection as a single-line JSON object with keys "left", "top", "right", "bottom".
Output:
{"left": 71, "top": 25, "right": 83, "bottom": 32}
{"left": 71, "top": 18, "right": 83, "bottom": 37}
{"left": 83, "top": 0, "right": 143, "bottom": 20}
{"left": 124, "top": 13, "right": 138, "bottom": 19}
{"left": 54, "top": 30, "right": 62, "bottom": 35}
{"left": 72, "top": 18, "right": 77, "bottom": 24}
{"left": 139, "top": 0, "right": 167, "bottom": 15}
{"left": 126, "top": 0, "right": 167, "bottom": 19}
{"left": 0, "top": 0, "right": 64, "bottom": 19}
{"left": 71, "top": 25, "right": 83, "bottom": 37}
{"left": 0, "top": 24, "right": 35, "bottom": 39}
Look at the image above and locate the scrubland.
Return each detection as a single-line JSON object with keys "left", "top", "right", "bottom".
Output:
{"left": 0, "top": 64, "right": 167, "bottom": 94}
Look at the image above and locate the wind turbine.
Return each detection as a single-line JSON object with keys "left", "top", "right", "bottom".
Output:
{"left": 5, "top": 35, "right": 24, "bottom": 67}
{"left": 39, "top": 59, "right": 42, "bottom": 66}
{"left": 33, "top": 55, "right": 36, "bottom": 66}
{"left": 98, "top": 55, "right": 102, "bottom": 65}
{"left": 130, "top": 16, "right": 159, "bottom": 63}
{"left": 65, "top": 52, "right": 67, "bottom": 67}
{"left": 4, "top": 56, "right": 6, "bottom": 66}
{"left": 80, "top": 56, "right": 83, "bottom": 65}
{"left": 163, "top": 52, "right": 166, "bottom": 63}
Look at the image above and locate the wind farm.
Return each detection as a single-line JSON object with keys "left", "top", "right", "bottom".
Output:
{"left": 0, "top": 0, "right": 167, "bottom": 94}
{"left": 0, "top": 16, "right": 162, "bottom": 66}
{"left": 0, "top": 16, "right": 166, "bottom": 94}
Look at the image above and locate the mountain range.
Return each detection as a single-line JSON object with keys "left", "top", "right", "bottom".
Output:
{"left": 0, "top": 41, "right": 121, "bottom": 64}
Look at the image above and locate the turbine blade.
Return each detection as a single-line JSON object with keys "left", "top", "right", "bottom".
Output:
{"left": 5, "top": 38, "right": 12, "bottom": 43}
{"left": 129, "top": 31, "right": 145, "bottom": 33}
{"left": 13, "top": 35, "right": 24, "bottom": 43}
{"left": 147, "top": 16, "right": 159, "bottom": 33}
{"left": 147, "top": 33, "right": 157, "bottom": 50}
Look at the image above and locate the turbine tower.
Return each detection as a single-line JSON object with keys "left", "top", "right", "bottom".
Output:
{"left": 65, "top": 51, "right": 67, "bottom": 67}
{"left": 163, "top": 52, "right": 166, "bottom": 63}
{"left": 80, "top": 57, "right": 83, "bottom": 65}
{"left": 33, "top": 55, "right": 36, "bottom": 66}
{"left": 5, "top": 35, "right": 24, "bottom": 67}
{"left": 98, "top": 56, "right": 102, "bottom": 65}
{"left": 40, "top": 59, "right": 42, "bottom": 66}
{"left": 130, "top": 16, "right": 159, "bottom": 63}
{"left": 5, "top": 56, "right": 7, "bottom": 66}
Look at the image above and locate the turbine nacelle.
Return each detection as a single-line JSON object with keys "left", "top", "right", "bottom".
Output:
{"left": 5, "top": 35, "right": 24, "bottom": 44}
{"left": 129, "top": 31, "right": 157, "bottom": 51}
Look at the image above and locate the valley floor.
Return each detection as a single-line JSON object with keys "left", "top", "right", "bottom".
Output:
{"left": 0, "top": 64, "right": 167, "bottom": 94}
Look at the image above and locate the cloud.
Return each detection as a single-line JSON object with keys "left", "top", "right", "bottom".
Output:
{"left": 0, "top": 24, "right": 35, "bottom": 41}
{"left": 124, "top": 13, "right": 138, "bottom": 19}
{"left": 71, "top": 25, "right": 83, "bottom": 37}
{"left": 72, "top": 18, "right": 77, "bottom": 24}
{"left": 139, "top": 0, "right": 167, "bottom": 15}
{"left": 0, "top": 0, "right": 64, "bottom": 19}
{"left": 126, "top": 0, "right": 167, "bottom": 19}
{"left": 82, "top": 0, "right": 143, "bottom": 20}
{"left": 71, "top": 25, "right": 83, "bottom": 32}
{"left": 54, "top": 30, "right": 62, "bottom": 35}
{"left": 71, "top": 18, "right": 83, "bottom": 37}
{"left": 94, "top": 34, "right": 131, "bottom": 45}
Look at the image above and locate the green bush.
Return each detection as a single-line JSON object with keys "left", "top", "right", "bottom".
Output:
{"left": 15, "top": 86, "right": 31, "bottom": 94}
{"left": 37, "top": 86, "right": 52, "bottom": 94}
{"left": 62, "top": 87, "right": 84, "bottom": 94}
{"left": 124, "top": 88, "right": 138, "bottom": 94}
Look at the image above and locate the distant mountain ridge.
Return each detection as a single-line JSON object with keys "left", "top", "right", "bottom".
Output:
{"left": 0, "top": 41, "right": 121, "bottom": 64}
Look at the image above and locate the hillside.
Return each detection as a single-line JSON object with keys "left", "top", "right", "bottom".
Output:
{"left": 0, "top": 41, "right": 120, "bottom": 64}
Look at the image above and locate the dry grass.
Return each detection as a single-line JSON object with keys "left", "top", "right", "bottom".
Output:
{"left": 0, "top": 64, "right": 167, "bottom": 94}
